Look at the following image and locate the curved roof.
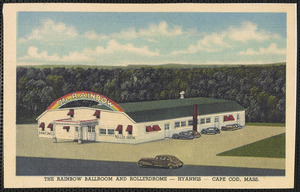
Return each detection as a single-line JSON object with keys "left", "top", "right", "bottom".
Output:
{"left": 92, "top": 97, "right": 244, "bottom": 123}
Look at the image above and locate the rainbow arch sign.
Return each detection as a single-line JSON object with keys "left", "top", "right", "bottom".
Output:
{"left": 46, "top": 91, "right": 123, "bottom": 112}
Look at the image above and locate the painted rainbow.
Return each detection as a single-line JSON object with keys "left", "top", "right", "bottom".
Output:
{"left": 46, "top": 91, "right": 123, "bottom": 112}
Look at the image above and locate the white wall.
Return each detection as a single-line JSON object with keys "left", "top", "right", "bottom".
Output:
{"left": 37, "top": 107, "right": 245, "bottom": 144}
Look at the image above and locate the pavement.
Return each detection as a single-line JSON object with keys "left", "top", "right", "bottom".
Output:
{"left": 16, "top": 156, "right": 285, "bottom": 176}
{"left": 17, "top": 124, "right": 286, "bottom": 170}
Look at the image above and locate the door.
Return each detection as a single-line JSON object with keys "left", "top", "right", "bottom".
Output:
{"left": 87, "top": 126, "right": 96, "bottom": 141}
{"left": 214, "top": 117, "right": 220, "bottom": 128}
{"left": 164, "top": 123, "right": 170, "bottom": 138}
{"left": 74, "top": 126, "right": 80, "bottom": 139}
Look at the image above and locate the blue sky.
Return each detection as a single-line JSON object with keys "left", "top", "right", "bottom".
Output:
{"left": 17, "top": 12, "right": 286, "bottom": 66}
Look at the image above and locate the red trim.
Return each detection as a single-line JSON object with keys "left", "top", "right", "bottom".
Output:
{"left": 116, "top": 125, "right": 123, "bottom": 131}
{"left": 67, "top": 109, "right": 74, "bottom": 116}
{"left": 153, "top": 125, "right": 161, "bottom": 131}
{"left": 224, "top": 116, "right": 230, "bottom": 121}
{"left": 126, "top": 125, "right": 133, "bottom": 132}
{"left": 229, "top": 115, "right": 235, "bottom": 120}
{"left": 146, "top": 126, "right": 154, "bottom": 132}
{"left": 55, "top": 119, "right": 97, "bottom": 123}
{"left": 93, "top": 110, "right": 100, "bottom": 118}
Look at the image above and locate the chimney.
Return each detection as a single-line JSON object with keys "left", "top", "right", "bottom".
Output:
{"left": 193, "top": 104, "right": 197, "bottom": 132}
{"left": 180, "top": 91, "right": 185, "bottom": 99}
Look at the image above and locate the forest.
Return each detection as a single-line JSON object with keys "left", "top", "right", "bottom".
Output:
{"left": 16, "top": 64, "right": 286, "bottom": 124}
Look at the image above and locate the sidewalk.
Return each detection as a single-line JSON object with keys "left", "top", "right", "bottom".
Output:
{"left": 17, "top": 124, "right": 285, "bottom": 170}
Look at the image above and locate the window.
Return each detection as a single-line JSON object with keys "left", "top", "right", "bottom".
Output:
{"left": 224, "top": 116, "right": 230, "bottom": 121}
{"left": 188, "top": 120, "right": 193, "bottom": 126}
{"left": 237, "top": 114, "right": 240, "bottom": 120}
{"left": 224, "top": 115, "right": 235, "bottom": 121}
{"left": 164, "top": 123, "right": 170, "bottom": 130}
{"left": 99, "top": 129, "right": 106, "bottom": 135}
{"left": 116, "top": 125, "right": 123, "bottom": 134}
{"left": 153, "top": 125, "right": 161, "bottom": 131}
{"left": 215, "top": 117, "right": 219, "bottom": 123}
{"left": 47, "top": 123, "right": 53, "bottom": 131}
{"left": 146, "top": 126, "right": 154, "bottom": 132}
{"left": 200, "top": 118, "right": 205, "bottom": 124}
{"left": 63, "top": 126, "right": 70, "bottom": 132}
{"left": 75, "top": 127, "right": 79, "bottom": 132}
{"left": 39, "top": 122, "right": 45, "bottom": 131}
{"left": 181, "top": 121, "right": 186, "bottom": 127}
{"left": 206, "top": 118, "right": 211, "bottom": 123}
{"left": 175, "top": 122, "right": 180, "bottom": 128}
{"left": 93, "top": 110, "right": 100, "bottom": 118}
{"left": 88, "top": 126, "right": 95, "bottom": 132}
{"left": 126, "top": 125, "right": 133, "bottom": 135}
{"left": 67, "top": 109, "right": 74, "bottom": 117}
{"left": 108, "top": 129, "right": 114, "bottom": 135}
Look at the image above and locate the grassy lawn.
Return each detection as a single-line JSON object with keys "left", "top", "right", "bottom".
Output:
{"left": 246, "top": 123, "right": 285, "bottom": 127}
{"left": 217, "top": 133, "right": 285, "bottom": 158}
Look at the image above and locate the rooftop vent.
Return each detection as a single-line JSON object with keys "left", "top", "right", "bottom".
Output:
{"left": 180, "top": 91, "right": 185, "bottom": 99}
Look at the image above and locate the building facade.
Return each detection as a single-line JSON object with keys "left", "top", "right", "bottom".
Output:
{"left": 37, "top": 92, "right": 245, "bottom": 144}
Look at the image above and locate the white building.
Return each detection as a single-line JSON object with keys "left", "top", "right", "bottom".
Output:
{"left": 37, "top": 95, "right": 245, "bottom": 144}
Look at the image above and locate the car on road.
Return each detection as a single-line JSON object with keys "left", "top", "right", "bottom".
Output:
{"left": 137, "top": 155, "right": 184, "bottom": 169}
{"left": 201, "top": 127, "right": 220, "bottom": 135}
{"left": 186, "top": 130, "right": 201, "bottom": 138}
{"left": 232, "top": 124, "right": 243, "bottom": 129}
{"left": 221, "top": 124, "right": 239, "bottom": 131}
{"left": 172, "top": 131, "right": 195, "bottom": 140}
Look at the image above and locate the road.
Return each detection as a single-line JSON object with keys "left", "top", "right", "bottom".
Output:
{"left": 17, "top": 124, "right": 286, "bottom": 170}
{"left": 16, "top": 156, "right": 285, "bottom": 176}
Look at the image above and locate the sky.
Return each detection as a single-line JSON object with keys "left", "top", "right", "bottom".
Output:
{"left": 17, "top": 12, "right": 286, "bottom": 66}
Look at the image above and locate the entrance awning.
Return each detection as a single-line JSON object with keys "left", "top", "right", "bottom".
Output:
{"left": 116, "top": 125, "right": 123, "bottom": 131}
{"left": 39, "top": 122, "right": 45, "bottom": 128}
{"left": 146, "top": 126, "right": 154, "bottom": 132}
{"left": 153, "top": 125, "right": 161, "bottom": 131}
{"left": 47, "top": 123, "right": 53, "bottom": 128}
{"left": 63, "top": 126, "right": 70, "bottom": 131}
{"left": 126, "top": 125, "right": 133, "bottom": 132}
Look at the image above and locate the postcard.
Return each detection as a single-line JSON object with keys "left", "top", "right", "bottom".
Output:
{"left": 3, "top": 3, "right": 296, "bottom": 189}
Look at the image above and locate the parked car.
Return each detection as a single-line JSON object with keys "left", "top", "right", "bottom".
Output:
{"left": 137, "top": 155, "right": 184, "bottom": 169}
{"left": 232, "top": 124, "right": 243, "bottom": 129}
{"left": 186, "top": 130, "right": 201, "bottom": 138}
{"left": 221, "top": 124, "right": 239, "bottom": 131}
{"left": 172, "top": 131, "right": 195, "bottom": 140}
{"left": 201, "top": 127, "right": 220, "bottom": 135}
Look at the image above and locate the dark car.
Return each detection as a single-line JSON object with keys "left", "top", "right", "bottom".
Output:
{"left": 232, "top": 124, "right": 243, "bottom": 129}
{"left": 138, "top": 155, "right": 184, "bottom": 169}
{"left": 201, "top": 127, "right": 220, "bottom": 135}
{"left": 186, "top": 130, "right": 201, "bottom": 138}
{"left": 221, "top": 124, "right": 239, "bottom": 131}
{"left": 172, "top": 131, "right": 195, "bottom": 140}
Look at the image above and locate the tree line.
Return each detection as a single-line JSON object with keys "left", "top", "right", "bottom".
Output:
{"left": 17, "top": 65, "right": 286, "bottom": 123}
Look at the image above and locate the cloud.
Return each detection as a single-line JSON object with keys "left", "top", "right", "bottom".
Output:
{"left": 171, "top": 32, "right": 231, "bottom": 55}
{"left": 19, "top": 46, "right": 94, "bottom": 63}
{"left": 84, "top": 40, "right": 160, "bottom": 57}
{"left": 19, "top": 19, "right": 78, "bottom": 43}
{"left": 227, "top": 22, "right": 280, "bottom": 42}
{"left": 18, "top": 40, "right": 159, "bottom": 65}
{"left": 239, "top": 43, "right": 286, "bottom": 55}
{"left": 83, "top": 21, "right": 183, "bottom": 41}
{"left": 171, "top": 21, "right": 281, "bottom": 55}
{"left": 83, "top": 30, "right": 108, "bottom": 40}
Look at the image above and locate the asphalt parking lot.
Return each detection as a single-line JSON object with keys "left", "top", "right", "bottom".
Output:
{"left": 17, "top": 124, "right": 285, "bottom": 170}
